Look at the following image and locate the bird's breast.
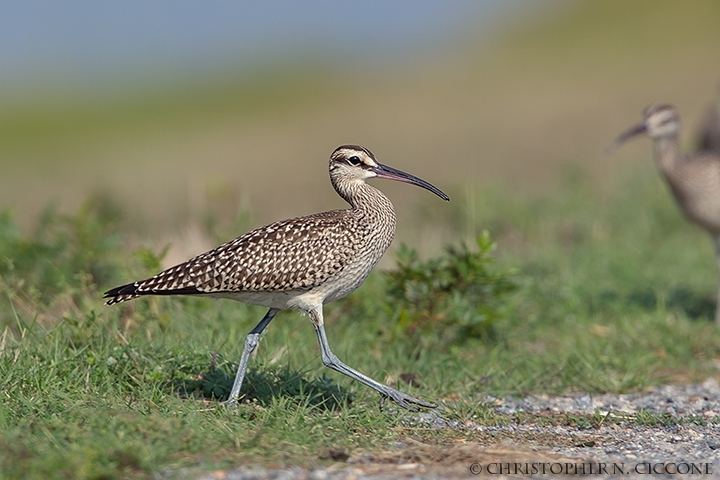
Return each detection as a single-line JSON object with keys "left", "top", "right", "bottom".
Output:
{"left": 322, "top": 217, "right": 396, "bottom": 304}
{"left": 664, "top": 161, "right": 720, "bottom": 234}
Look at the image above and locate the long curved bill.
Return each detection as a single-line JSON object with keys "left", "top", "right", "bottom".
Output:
{"left": 606, "top": 122, "right": 647, "bottom": 154}
{"left": 373, "top": 163, "right": 450, "bottom": 201}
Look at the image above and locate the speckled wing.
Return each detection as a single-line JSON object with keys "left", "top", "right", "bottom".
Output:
{"left": 104, "top": 210, "right": 360, "bottom": 305}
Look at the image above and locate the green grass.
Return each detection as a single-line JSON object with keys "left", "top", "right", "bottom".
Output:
{"left": 1, "top": 164, "right": 719, "bottom": 478}
{"left": 3, "top": 2, "right": 720, "bottom": 477}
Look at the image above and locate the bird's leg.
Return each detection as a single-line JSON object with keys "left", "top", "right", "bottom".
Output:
{"left": 225, "top": 308, "right": 280, "bottom": 408}
{"left": 714, "top": 236, "right": 720, "bottom": 326}
{"left": 308, "top": 307, "right": 437, "bottom": 411}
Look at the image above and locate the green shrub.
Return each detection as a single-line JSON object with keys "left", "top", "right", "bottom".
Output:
{"left": 0, "top": 199, "right": 125, "bottom": 326}
{"left": 384, "top": 231, "right": 516, "bottom": 344}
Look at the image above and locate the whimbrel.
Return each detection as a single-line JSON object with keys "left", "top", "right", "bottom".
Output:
{"left": 609, "top": 104, "right": 720, "bottom": 324}
{"left": 104, "top": 145, "right": 449, "bottom": 409}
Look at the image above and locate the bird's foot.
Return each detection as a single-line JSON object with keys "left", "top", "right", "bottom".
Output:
{"left": 379, "top": 387, "right": 437, "bottom": 411}
{"left": 223, "top": 396, "right": 241, "bottom": 412}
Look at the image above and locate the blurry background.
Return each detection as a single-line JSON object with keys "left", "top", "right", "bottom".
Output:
{"left": 2, "top": 0, "right": 720, "bottom": 263}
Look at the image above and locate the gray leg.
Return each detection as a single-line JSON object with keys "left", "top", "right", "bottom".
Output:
{"left": 714, "top": 236, "right": 720, "bottom": 326}
{"left": 225, "top": 308, "right": 280, "bottom": 408}
{"left": 309, "top": 307, "right": 436, "bottom": 411}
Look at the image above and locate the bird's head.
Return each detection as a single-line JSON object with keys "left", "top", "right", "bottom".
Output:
{"left": 329, "top": 145, "right": 449, "bottom": 201}
{"left": 608, "top": 104, "right": 680, "bottom": 152}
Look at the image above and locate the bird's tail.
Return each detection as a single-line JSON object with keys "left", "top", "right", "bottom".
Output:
{"left": 104, "top": 280, "right": 204, "bottom": 305}
{"left": 103, "top": 283, "right": 142, "bottom": 305}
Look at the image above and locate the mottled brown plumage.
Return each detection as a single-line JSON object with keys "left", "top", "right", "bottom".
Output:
{"left": 611, "top": 104, "right": 720, "bottom": 324}
{"left": 106, "top": 211, "right": 372, "bottom": 300}
{"left": 105, "top": 145, "right": 449, "bottom": 409}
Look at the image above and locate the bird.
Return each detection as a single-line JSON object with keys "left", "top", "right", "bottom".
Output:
{"left": 609, "top": 104, "right": 720, "bottom": 325}
{"left": 104, "top": 145, "right": 449, "bottom": 410}
{"left": 696, "top": 84, "right": 720, "bottom": 154}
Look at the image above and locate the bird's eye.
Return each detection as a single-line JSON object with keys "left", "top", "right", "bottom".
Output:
{"left": 347, "top": 156, "right": 361, "bottom": 166}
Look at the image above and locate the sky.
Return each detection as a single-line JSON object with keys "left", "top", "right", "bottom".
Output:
{"left": 1, "top": 1, "right": 519, "bottom": 99}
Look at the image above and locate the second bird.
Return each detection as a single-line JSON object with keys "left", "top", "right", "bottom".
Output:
{"left": 610, "top": 104, "right": 720, "bottom": 325}
{"left": 104, "top": 145, "right": 449, "bottom": 410}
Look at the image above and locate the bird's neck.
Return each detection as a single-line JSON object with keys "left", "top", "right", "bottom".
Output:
{"left": 653, "top": 135, "right": 683, "bottom": 175}
{"left": 333, "top": 178, "right": 397, "bottom": 222}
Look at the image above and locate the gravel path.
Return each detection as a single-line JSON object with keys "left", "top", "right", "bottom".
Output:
{"left": 191, "top": 380, "right": 720, "bottom": 480}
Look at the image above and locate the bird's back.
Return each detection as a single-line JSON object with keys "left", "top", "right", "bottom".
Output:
{"left": 104, "top": 208, "right": 384, "bottom": 306}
